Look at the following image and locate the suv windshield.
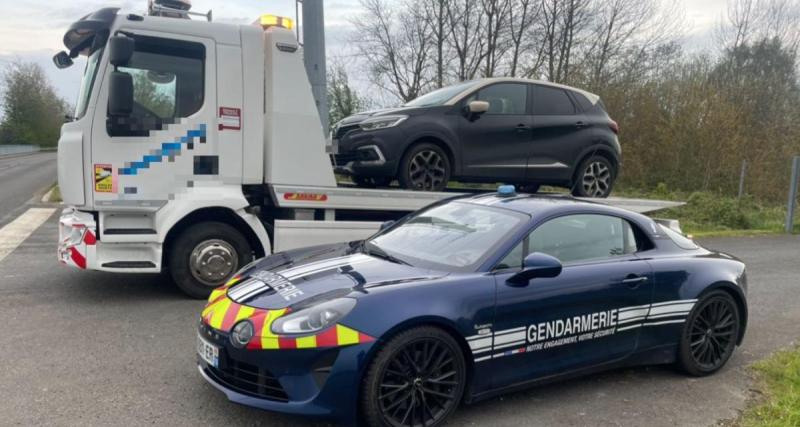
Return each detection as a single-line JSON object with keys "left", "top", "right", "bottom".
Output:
{"left": 75, "top": 48, "right": 104, "bottom": 119}
{"left": 368, "top": 201, "right": 527, "bottom": 272}
{"left": 403, "top": 80, "right": 478, "bottom": 108}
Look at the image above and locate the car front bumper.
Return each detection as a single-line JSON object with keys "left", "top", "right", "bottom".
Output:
{"left": 333, "top": 128, "right": 406, "bottom": 178}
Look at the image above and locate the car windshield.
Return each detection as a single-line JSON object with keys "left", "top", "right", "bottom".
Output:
{"left": 75, "top": 48, "right": 104, "bottom": 119}
{"left": 403, "top": 80, "right": 479, "bottom": 108}
{"left": 368, "top": 201, "right": 527, "bottom": 272}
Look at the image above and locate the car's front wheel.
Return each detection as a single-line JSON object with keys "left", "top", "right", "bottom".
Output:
{"left": 571, "top": 155, "right": 616, "bottom": 198}
{"left": 398, "top": 143, "right": 451, "bottom": 192}
{"left": 678, "top": 290, "right": 740, "bottom": 376}
{"left": 361, "top": 326, "right": 466, "bottom": 427}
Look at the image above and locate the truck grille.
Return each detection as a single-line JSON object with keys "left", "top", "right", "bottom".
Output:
{"left": 206, "top": 360, "right": 289, "bottom": 402}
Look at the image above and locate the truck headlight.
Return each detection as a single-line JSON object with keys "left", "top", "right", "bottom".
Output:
{"left": 271, "top": 298, "right": 357, "bottom": 335}
{"left": 359, "top": 115, "right": 408, "bottom": 131}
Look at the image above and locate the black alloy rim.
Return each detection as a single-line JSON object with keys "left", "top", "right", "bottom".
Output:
{"left": 378, "top": 338, "right": 461, "bottom": 427}
{"left": 689, "top": 297, "right": 737, "bottom": 370}
{"left": 409, "top": 150, "right": 446, "bottom": 190}
{"left": 581, "top": 161, "right": 611, "bottom": 197}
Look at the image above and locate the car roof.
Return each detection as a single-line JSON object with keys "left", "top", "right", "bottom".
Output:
{"left": 442, "top": 77, "right": 600, "bottom": 106}
{"left": 457, "top": 192, "right": 646, "bottom": 222}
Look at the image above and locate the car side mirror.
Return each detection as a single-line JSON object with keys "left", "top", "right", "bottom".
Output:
{"left": 108, "top": 35, "right": 134, "bottom": 67}
{"left": 507, "top": 252, "right": 562, "bottom": 286}
{"left": 379, "top": 220, "right": 396, "bottom": 231}
{"left": 108, "top": 71, "right": 134, "bottom": 116}
{"left": 52, "top": 51, "right": 74, "bottom": 69}
{"left": 464, "top": 100, "right": 489, "bottom": 121}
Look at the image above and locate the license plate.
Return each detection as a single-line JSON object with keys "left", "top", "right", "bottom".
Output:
{"left": 197, "top": 333, "right": 219, "bottom": 368}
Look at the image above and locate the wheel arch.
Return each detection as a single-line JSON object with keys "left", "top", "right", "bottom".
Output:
{"left": 571, "top": 144, "right": 619, "bottom": 184}
{"left": 161, "top": 207, "right": 267, "bottom": 269}
{"left": 696, "top": 281, "right": 748, "bottom": 345}
{"left": 402, "top": 135, "right": 458, "bottom": 176}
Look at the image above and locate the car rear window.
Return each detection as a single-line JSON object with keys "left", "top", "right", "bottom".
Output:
{"left": 572, "top": 91, "right": 596, "bottom": 112}
{"left": 532, "top": 85, "right": 575, "bottom": 115}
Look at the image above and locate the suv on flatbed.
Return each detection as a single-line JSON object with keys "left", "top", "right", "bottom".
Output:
{"left": 332, "top": 78, "right": 620, "bottom": 197}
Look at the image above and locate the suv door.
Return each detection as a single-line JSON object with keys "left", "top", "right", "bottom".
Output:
{"left": 527, "top": 85, "right": 588, "bottom": 184}
{"left": 488, "top": 214, "right": 654, "bottom": 387}
{"left": 457, "top": 83, "right": 532, "bottom": 181}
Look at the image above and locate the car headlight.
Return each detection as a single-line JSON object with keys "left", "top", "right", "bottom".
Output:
{"left": 359, "top": 115, "right": 408, "bottom": 131}
{"left": 271, "top": 298, "right": 357, "bottom": 335}
{"left": 230, "top": 320, "right": 254, "bottom": 348}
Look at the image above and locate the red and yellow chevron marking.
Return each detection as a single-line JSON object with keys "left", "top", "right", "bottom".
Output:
{"left": 201, "top": 294, "right": 375, "bottom": 350}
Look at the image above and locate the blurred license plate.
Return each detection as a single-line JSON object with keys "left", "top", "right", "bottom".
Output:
{"left": 197, "top": 334, "right": 219, "bottom": 368}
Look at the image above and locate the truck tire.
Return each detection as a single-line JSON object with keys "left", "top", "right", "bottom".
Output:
{"left": 168, "top": 222, "right": 253, "bottom": 299}
{"left": 398, "top": 143, "right": 451, "bottom": 192}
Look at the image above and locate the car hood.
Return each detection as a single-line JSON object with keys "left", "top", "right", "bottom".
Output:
{"left": 337, "top": 106, "right": 423, "bottom": 126}
{"left": 225, "top": 243, "right": 445, "bottom": 310}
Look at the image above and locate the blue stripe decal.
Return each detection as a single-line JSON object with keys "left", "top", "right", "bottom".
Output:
{"left": 119, "top": 125, "right": 206, "bottom": 176}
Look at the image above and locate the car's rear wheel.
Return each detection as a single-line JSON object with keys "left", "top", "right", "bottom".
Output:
{"left": 361, "top": 327, "right": 466, "bottom": 427}
{"left": 678, "top": 290, "right": 740, "bottom": 376}
{"left": 168, "top": 222, "right": 253, "bottom": 299}
{"left": 398, "top": 143, "right": 451, "bottom": 192}
{"left": 571, "top": 155, "right": 615, "bottom": 198}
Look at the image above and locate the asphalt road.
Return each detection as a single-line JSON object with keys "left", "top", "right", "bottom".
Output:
{"left": 0, "top": 152, "right": 57, "bottom": 227}
{"left": 0, "top": 202, "right": 798, "bottom": 427}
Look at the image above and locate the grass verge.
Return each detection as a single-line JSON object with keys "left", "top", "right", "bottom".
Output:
{"left": 47, "top": 185, "right": 62, "bottom": 203}
{"left": 740, "top": 346, "right": 800, "bottom": 427}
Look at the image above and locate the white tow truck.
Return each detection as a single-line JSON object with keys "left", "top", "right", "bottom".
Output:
{"left": 54, "top": 3, "right": 681, "bottom": 297}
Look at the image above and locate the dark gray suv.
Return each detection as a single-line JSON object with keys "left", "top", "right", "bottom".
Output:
{"left": 331, "top": 78, "right": 620, "bottom": 197}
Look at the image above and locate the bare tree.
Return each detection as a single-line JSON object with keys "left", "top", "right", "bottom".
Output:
{"left": 480, "top": 0, "right": 513, "bottom": 77}
{"left": 717, "top": 0, "right": 800, "bottom": 54}
{"left": 507, "top": 0, "right": 540, "bottom": 77}
{"left": 420, "top": 0, "right": 451, "bottom": 88}
{"left": 445, "top": 0, "right": 487, "bottom": 81}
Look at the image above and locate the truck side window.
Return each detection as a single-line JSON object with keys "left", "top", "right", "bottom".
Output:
{"left": 107, "top": 35, "right": 205, "bottom": 137}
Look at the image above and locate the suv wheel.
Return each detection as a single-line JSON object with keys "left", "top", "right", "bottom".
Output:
{"left": 571, "top": 155, "right": 615, "bottom": 198}
{"left": 398, "top": 143, "right": 451, "bottom": 192}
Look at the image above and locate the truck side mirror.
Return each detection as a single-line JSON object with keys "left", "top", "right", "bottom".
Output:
{"left": 464, "top": 100, "right": 489, "bottom": 121}
{"left": 108, "top": 71, "right": 134, "bottom": 116}
{"left": 507, "top": 252, "right": 562, "bottom": 286}
{"left": 53, "top": 51, "right": 74, "bottom": 69}
{"left": 108, "top": 35, "right": 135, "bottom": 67}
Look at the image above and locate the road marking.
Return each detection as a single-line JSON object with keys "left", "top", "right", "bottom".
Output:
{"left": 0, "top": 208, "right": 56, "bottom": 263}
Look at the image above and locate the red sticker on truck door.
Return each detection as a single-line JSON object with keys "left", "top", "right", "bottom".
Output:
{"left": 219, "top": 107, "right": 241, "bottom": 131}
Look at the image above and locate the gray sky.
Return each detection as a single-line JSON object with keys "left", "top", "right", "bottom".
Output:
{"left": 0, "top": 0, "right": 728, "bottom": 106}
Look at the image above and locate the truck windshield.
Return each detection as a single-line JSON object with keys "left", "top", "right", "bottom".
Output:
{"left": 75, "top": 48, "right": 103, "bottom": 119}
{"left": 403, "top": 80, "right": 478, "bottom": 108}
{"left": 368, "top": 201, "right": 527, "bottom": 272}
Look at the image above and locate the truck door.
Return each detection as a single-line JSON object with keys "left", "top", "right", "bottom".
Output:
{"left": 89, "top": 33, "right": 217, "bottom": 216}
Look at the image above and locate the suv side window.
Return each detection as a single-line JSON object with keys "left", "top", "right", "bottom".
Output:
{"left": 107, "top": 35, "right": 205, "bottom": 137}
{"left": 466, "top": 83, "right": 528, "bottom": 115}
{"left": 532, "top": 85, "right": 575, "bottom": 115}
{"left": 496, "top": 214, "right": 641, "bottom": 269}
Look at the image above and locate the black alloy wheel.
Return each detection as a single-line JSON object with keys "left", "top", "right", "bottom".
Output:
{"left": 399, "top": 143, "right": 451, "bottom": 192}
{"left": 678, "top": 291, "right": 740, "bottom": 376}
{"left": 362, "top": 327, "right": 466, "bottom": 427}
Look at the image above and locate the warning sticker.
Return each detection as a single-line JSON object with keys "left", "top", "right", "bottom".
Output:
{"left": 94, "top": 164, "right": 116, "bottom": 193}
{"left": 219, "top": 107, "right": 241, "bottom": 131}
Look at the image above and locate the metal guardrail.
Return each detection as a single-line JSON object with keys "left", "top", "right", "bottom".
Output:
{"left": 0, "top": 145, "right": 41, "bottom": 156}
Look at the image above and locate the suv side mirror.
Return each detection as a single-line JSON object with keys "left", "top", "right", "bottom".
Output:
{"left": 108, "top": 35, "right": 135, "bottom": 67}
{"left": 507, "top": 252, "right": 562, "bottom": 286}
{"left": 464, "top": 100, "right": 489, "bottom": 120}
{"left": 108, "top": 71, "right": 134, "bottom": 116}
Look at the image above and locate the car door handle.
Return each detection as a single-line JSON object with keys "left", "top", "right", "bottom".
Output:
{"left": 515, "top": 124, "right": 531, "bottom": 131}
{"left": 622, "top": 275, "right": 648, "bottom": 289}
{"left": 575, "top": 121, "right": 587, "bottom": 128}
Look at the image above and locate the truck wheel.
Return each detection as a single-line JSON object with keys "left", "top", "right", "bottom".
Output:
{"left": 571, "top": 155, "right": 615, "bottom": 198}
{"left": 361, "top": 326, "right": 466, "bottom": 427}
{"left": 398, "top": 143, "right": 451, "bottom": 192}
{"left": 168, "top": 222, "right": 253, "bottom": 299}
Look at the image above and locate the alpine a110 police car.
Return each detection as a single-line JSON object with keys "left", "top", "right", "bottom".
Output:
{"left": 197, "top": 187, "right": 747, "bottom": 426}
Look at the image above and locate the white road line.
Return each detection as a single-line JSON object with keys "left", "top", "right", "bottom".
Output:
{"left": 0, "top": 208, "right": 56, "bottom": 263}
{"left": 40, "top": 186, "right": 55, "bottom": 203}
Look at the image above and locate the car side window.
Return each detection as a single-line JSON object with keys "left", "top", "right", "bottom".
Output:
{"left": 495, "top": 214, "right": 641, "bottom": 270}
{"left": 532, "top": 85, "right": 575, "bottom": 115}
{"left": 466, "top": 83, "right": 527, "bottom": 115}
{"left": 107, "top": 35, "right": 205, "bottom": 137}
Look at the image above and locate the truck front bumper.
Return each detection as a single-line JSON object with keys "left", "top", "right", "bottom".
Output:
{"left": 58, "top": 208, "right": 97, "bottom": 270}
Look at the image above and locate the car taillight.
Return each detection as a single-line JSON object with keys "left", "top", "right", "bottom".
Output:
{"left": 609, "top": 120, "right": 619, "bottom": 134}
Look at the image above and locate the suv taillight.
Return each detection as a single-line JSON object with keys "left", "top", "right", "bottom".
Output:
{"left": 609, "top": 120, "right": 619, "bottom": 134}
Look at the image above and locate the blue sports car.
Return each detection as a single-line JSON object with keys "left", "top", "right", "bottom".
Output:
{"left": 197, "top": 187, "right": 747, "bottom": 426}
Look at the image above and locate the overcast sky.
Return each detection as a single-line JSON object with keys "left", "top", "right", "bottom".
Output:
{"left": 0, "top": 0, "right": 729, "bottom": 106}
